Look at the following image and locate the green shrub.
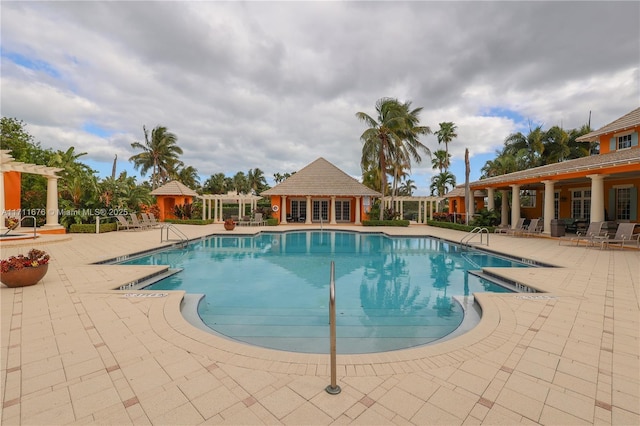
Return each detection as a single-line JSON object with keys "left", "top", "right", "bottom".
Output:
{"left": 266, "top": 218, "right": 279, "bottom": 226}
{"left": 69, "top": 223, "right": 117, "bottom": 233}
{"left": 163, "top": 219, "right": 215, "bottom": 225}
{"left": 362, "top": 220, "right": 410, "bottom": 227}
{"left": 427, "top": 220, "right": 496, "bottom": 233}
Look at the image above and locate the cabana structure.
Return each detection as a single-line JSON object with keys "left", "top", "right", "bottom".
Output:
{"left": 467, "top": 107, "right": 640, "bottom": 235}
{"left": 200, "top": 191, "right": 263, "bottom": 222}
{"left": 150, "top": 180, "right": 198, "bottom": 221}
{"left": 0, "top": 149, "right": 64, "bottom": 233}
{"left": 261, "top": 157, "right": 382, "bottom": 225}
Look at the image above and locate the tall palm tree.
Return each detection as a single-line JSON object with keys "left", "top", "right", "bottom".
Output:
{"left": 398, "top": 178, "right": 417, "bottom": 196}
{"left": 503, "top": 125, "right": 545, "bottom": 169}
{"left": 435, "top": 122, "right": 457, "bottom": 157}
{"left": 176, "top": 165, "right": 200, "bottom": 189}
{"left": 356, "top": 97, "right": 431, "bottom": 220}
{"left": 130, "top": 125, "right": 183, "bottom": 189}
{"left": 203, "top": 173, "right": 227, "bottom": 194}
{"left": 431, "top": 149, "right": 451, "bottom": 173}
{"left": 232, "top": 171, "right": 248, "bottom": 194}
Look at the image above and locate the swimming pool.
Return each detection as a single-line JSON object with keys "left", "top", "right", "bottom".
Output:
{"left": 121, "top": 231, "right": 527, "bottom": 353}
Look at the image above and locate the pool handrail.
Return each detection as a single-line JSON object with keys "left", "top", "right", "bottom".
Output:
{"left": 325, "top": 261, "right": 341, "bottom": 395}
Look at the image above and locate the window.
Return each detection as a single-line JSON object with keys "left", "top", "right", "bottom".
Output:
{"left": 618, "top": 134, "right": 632, "bottom": 150}
{"left": 290, "top": 199, "right": 306, "bottom": 221}
{"left": 520, "top": 189, "right": 536, "bottom": 208}
{"left": 335, "top": 200, "right": 351, "bottom": 222}
{"left": 616, "top": 187, "right": 631, "bottom": 221}
{"left": 572, "top": 189, "right": 591, "bottom": 221}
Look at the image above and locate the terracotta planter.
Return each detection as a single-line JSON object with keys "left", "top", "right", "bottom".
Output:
{"left": 1, "top": 264, "right": 49, "bottom": 288}
{"left": 224, "top": 222, "right": 235, "bottom": 231}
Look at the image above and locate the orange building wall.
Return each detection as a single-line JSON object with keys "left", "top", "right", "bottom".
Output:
{"left": 4, "top": 171, "right": 21, "bottom": 210}
{"left": 156, "top": 195, "right": 192, "bottom": 221}
{"left": 599, "top": 125, "right": 640, "bottom": 154}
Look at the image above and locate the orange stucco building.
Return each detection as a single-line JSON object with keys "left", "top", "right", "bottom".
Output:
{"left": 261, "top": 158, "right": 382, "bottom": 225}
{"left": 462, "top": 107, "right": 640, "bottom": 235}
{"left": 149, "top": 180, "right": 199, "bottom": 221}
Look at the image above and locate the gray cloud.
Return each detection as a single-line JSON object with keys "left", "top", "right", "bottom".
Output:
{"left": 1, "top": 1, "right": 638, "bottom": 193}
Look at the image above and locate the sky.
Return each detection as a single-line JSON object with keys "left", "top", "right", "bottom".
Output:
{"left": 2, "top": 1, "right": 639, "bottom": 196}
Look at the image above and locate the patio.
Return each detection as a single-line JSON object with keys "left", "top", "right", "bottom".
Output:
{"left": 1, "top": 224, "right": 638, "bottom": 425}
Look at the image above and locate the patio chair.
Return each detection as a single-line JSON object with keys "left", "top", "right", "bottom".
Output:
{"left": 147, "top": 212, "right": 161, "bottom": 226}
{"left": 251, "top": 213, "right": 265, "bottom": 226}
{"left": 561, "top": 221, "right": 604, "bottom": 246}
{"left": 514, "top": 218, "right": 539, "bottom": 237}
{"left": 597, "top": 223, "right": 640, "bottom": 250}
{"left": 238, "top": 215, "right": 251, "bottom": 226}
{"left": 115, "top": 215, "right": 134, "bottom": 231}
{"left": 501, "top": 218, "right": 526, "bottom": 235}
{"left": 129, "top": 213, "right": 149, "bottom": 230}
{"left": 141, "top": 213, "right": 160, "bottom": 228}
{"left": 522, "top": 218, "right": 543, "bottom": 237}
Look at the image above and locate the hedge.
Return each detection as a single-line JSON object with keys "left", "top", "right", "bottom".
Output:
{"left": 427, "top": 220, "right": 496, "bottom": 233}
{"left": 69, "top": 223, "right": 118, "bottom": 233}
{"left": 163, "top": 219, "right": 215, "bottom": 225}
{"left": 362, "top": 220, "right": 410, "bottom": 227}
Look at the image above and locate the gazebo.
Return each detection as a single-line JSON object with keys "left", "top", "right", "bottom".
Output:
{"left": 200, "top": 191, "right": 263, "bottom": 222}
{"left": 0, "top": 149, "right": 65, "bottom": 233}
{"left": 150, "top": 180, "right": 199, "bottom": 221}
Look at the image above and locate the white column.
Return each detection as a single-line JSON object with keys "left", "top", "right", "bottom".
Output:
{"left": 306, "top": 196, "right": 312, "bottom": 224}
{"left": 43, "top": 175, "right": 62, "bottom": 230}
{"left": 588, "top": 174, "right": 607, "bottom": 222}
{"left": 542, "top": 180, "right": 555, "bottom": 235}
{"left": 201, "top": 197, "right": 206, "bottom": 220}
{"left": 510, "top": 184, "right": 521, "bottom": 229}
{"left": 213, "top": 199, "right": 219, "bottom": 222}
{"left": 281, "top": 196, "right": 287, "bottom": 224}
{"left": 501, "top": 190, "right": 509, "bottom": 227}
{"left": 355, "top": 196, "right": 361, "bottom": 224}
{"left": 330, "top": 196, "right": 336, "bottom": 224}
{"left": 0, "top": 171, "right": 5, "bottom": 231}
{"left": 487, "top": 188, "right": 495, "bottom": 211}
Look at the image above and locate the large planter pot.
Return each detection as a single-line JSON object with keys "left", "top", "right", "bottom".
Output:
{"left": 1, "top": 264, "right": 49, "bottom": 288}
{"left": 224, "top": 222, "right": 235, "bottom": 231}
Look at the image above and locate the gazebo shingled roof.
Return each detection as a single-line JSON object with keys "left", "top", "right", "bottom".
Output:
{"left": 150, "top": 180, "right": 198, "bottom": 196}
{"left": 261, "top": 157, "right": 381, "bottom": 197}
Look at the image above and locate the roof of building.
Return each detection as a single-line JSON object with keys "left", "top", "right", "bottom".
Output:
{"left": 150, "top": 180, "right": 198, "bottom": 196}
{"left": 470, "top": 147, "right": 640, "bottom": 188}
{"left": 576, "top": 107, "right": 640, "bottom": 142}
{"left": 261, "top": 157, "right": 382, "bottom": 197}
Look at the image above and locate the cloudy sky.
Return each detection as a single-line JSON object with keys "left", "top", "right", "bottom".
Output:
{"left": 2, "top": 1, "right": 638, "bottom": 195}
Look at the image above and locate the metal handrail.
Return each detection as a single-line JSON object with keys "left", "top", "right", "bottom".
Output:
{"left": 325, "top": 261, "right": 341, "bottom": 395}
{"left": 161, "top": 224, "right": 188, "bottom": 247}
{"left": 4, "top": 216, "right": 38, "bottom": 238}
{"left": 461, "top": 227, "right": 490, "bottom": 246}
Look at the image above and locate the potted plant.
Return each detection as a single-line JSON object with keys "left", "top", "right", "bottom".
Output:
{"left": 224, "top": 218, "right": 236, "bottom": 231}
{"left": 1, "top": 249, "right": 50, "bottom": 288}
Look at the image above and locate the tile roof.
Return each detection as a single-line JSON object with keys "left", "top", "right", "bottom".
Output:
{"left": 150, "top": 180, "right": 199, "bottom": 196}
{"left": 261, "top": 157, "right": 382, "bottom": 197}
{"left": 471, "top": 147, "right": 640, "bottom": 188}
{"left": 576, "top": 107, "right": 640, "bottom": 141}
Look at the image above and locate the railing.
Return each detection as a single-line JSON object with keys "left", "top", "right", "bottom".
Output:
{"left": 3, "top": 216, "right": 38, "bottom": 238}
{"left": 160, "top": 224, "right": 188, "bottom": 247}
{"left": 325, "top": 261, "right": 341, "bottom": 395}
{"left": 461, "top": 227, "right": 490, "bottom": 246}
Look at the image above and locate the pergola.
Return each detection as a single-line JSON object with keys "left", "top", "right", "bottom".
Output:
{"left": 382, "top": 195, "right": 443, "bottom": 223}
{"left": 200, "top": 191, "right": 264, "bottom": 222}
{"left": 0, "top": 149, "right": 64, "bottom": 233}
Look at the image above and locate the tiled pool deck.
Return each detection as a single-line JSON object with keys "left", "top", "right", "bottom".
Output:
{"left": 1, "top": 224, "right": 638, "bottom": 425}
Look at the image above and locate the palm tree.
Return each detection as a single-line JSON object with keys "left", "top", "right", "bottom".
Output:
{"left": 176, "top": 165, "right": 200, "bottom": 189}
{"left": 429, "top": 171, "right": 456, "bottom": 197}
{"left": 203, "top": 173, "right": 227, "bottom": 194}
{"left": 356, "top": 97, "right": 431, "bottom": 220}
{"left": 130, "top": 125, "right": 183, "bottom": 189}
{"left": 503, "top": 125, "right": 545, "bottom": 169}
{"left": 480, "top": 151, "right": 518, "bottom": 178}
{"left": 435, "top": 122, "right": 457, "bottom": 157}
{"left": 232, "top": 171, "right": 248, "bottom": 194}
{"left": 431, "top": 149, "right": 451, "bottom": 173}
{"left": 542, "top": 126, "right": 571, "bottom": 163}
{"left": 247, "top": 168, "right": 267, "bottom": 194}
{"left": 398, "top": 178, "right": 417, "bottom": 196}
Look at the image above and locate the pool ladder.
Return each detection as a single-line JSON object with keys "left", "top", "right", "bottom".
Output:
{"left": 3, "top": 216, "right": 37, "bottom": 238}
{"left": 461, "top": 227, "right": 489, "bottom": 246}
{"left": 160, "top": 224, "right": 188, "bottom": 247}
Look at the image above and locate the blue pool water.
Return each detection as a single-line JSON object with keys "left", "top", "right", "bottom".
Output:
{"left": 121, "top": 231, "right": 525, "bottom": 353}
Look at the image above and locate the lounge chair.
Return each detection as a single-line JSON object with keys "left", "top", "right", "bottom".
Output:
{"left": 598, "top": 223, "right": 640, "bottom": 250}
{"left": 560, "top": 221, "right": 604, "bottom": 246}
{"left": 522, "top": 218, "right": 543, "bottom": 237}
{"left": 116, "top": 215, "right": 134, "bottom": 231}
{"left": 129, "top": 213, "right": 149, "bottom": 230}
{"left": 251, "top": 213, "right": 265, "bottom": 226}
{"left": 501, "top": 218, "right": 526, "bottom": 236}
{"left": 238, "top": 215, "right": 251, "bottom": 226}
{"left": 141, "top": 213, "right": 160, "bottom": 228}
